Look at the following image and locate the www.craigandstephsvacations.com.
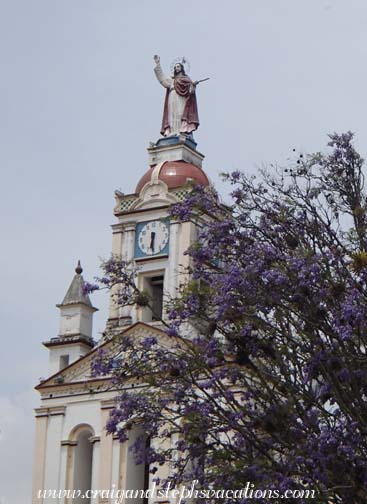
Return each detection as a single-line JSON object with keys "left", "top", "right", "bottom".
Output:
{"left": 38, "top": 480, "right": 317, "bottom": 502}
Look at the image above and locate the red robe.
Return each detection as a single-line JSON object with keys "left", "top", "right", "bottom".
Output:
{"left": 161, "top": 76, "right": 199, "bottom": 136}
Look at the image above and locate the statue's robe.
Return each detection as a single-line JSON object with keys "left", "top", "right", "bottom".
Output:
{"left": 154, "top": 63, "right": 199, "bottom": 137}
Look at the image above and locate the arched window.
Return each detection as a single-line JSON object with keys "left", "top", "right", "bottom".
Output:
{"left": 68, "top": 424, "right": 94, "bottom": 504}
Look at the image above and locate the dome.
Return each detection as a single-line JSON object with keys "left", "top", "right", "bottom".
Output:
{"left": 135, "top": 161, "right": 209, "bottom": 193}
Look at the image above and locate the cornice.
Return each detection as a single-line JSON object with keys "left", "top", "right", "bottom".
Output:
{"left": 34, "top": 405, "right": 66, "bottom": 417}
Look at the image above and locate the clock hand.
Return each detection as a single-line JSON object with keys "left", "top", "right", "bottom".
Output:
{"left": 150, "top": 232, "right": 156, "bottom": 253}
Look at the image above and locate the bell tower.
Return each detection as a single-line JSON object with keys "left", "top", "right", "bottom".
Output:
{"left": 108, "top": 134, "right": 210, "bottom": 329}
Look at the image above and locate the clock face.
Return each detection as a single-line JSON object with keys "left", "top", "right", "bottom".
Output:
{"left": 136, "top": 220, "right": 169, "bottom": 256}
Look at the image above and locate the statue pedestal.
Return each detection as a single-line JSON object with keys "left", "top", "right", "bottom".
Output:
{"left": 148, "top": 134, "right": 204, "bottom": 168}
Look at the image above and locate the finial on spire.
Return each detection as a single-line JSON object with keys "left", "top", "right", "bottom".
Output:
{"left": 75, "top": 260, "right": 83, "bottom": 275}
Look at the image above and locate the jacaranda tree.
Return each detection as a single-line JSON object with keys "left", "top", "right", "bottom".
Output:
{"left": 90, "top": 132, "right": 367, "bottom": 503}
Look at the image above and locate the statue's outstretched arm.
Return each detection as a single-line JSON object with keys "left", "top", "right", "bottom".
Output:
{"left": 153, "top": 55, "right": 172, "bottom": 89}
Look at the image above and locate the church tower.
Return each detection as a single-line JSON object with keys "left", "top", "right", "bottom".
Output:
{"left": 108, "top": 134, "right": 209, "bottom": 330}
{"left": 43, "top": 261, "right": 98, "bottom": 376}
{"left": 32, "top": 55, "right": 211, "bottom": 504}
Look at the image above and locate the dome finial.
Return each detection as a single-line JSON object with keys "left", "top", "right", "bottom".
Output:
{"left": 75, "top": 260, "right": 83, "bottom": 275}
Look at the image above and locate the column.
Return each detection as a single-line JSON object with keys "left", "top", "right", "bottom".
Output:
{"left": 178, "top": 221, "right": 195, "bottom": 275}
{"left": 123, "top": 224, "right": 136, "bottom": 261}
{"left": 90, "top": 437, "right": 101, "bottom": 504}
{"left": 167, "top": 221, "right": 180, "bottom": 299}
{"left": 117, "top": 441, "right": 128, "bottom": 503}
{"left": 59, "top": 441, "right": 70, "bottom": 498}
{"left": 150, "top": 435, "right": 171, "bottom": 504}
{"left": 111, "top": 437, "right": 120, "bottom": 488}
{"left": 43, "top": 407, "right": 65, "bottom": 504}
{"left": 98, "top": 402, "right": 114, "bottom": 504}
{"left": 63, "top": 440, "right": 77, "bottom": 504}
{"left": 108, "top": 224, "right": 124, "bottom": 321}
{"left": 32, "top": 408, "right": 49, "bottom": 504}
{"left": 121, "top": 224, "right": 137, "bottom": 323}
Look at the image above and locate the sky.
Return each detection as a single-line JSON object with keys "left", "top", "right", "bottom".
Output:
{"left": 2, "top": 1, "right": 367, "bottom": 502}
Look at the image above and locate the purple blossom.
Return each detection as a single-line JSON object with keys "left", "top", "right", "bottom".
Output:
{"left": 91, "top": 133, "right": 367, "bottom": 502}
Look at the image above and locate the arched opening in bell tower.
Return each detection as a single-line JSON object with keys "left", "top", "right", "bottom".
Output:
{"left": 139, "top": 271, "right": 165, "bottom": 323}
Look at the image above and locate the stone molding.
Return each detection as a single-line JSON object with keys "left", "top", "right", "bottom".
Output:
{"left": 34, "top": 406, "right": 66, "bottom": 417}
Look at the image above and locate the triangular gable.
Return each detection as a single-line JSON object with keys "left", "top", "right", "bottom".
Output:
{"left": 36, "top": 322, "right": 167, "bottom": 390}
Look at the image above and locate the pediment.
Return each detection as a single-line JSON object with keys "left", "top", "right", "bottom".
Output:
{"left": 132, "top": 181, "right": 179, "bottom": 210}
{"left": 36, "top": 322, "right": 167, "bottom": 390}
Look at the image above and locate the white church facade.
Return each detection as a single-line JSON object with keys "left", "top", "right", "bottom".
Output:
{"left": 32, "top": 131, "right": 211, "bottom": 504}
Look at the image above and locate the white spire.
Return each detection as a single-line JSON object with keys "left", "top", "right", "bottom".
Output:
{"left": 43, "top": 261, "right": 98, "bottom": 375}
{"left": 58, "top": 260, "right": 94, "bottom": 308}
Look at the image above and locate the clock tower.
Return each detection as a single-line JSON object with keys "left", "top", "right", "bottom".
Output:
{"left": 108, "top": 133, "right": 210, "bottom": 329}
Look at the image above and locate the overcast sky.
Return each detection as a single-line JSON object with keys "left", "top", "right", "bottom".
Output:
{"left": 2, "top": 1, "right": 367, "bottom": 502}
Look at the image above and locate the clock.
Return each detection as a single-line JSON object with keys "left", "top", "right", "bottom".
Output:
{"left": 135, "top": 220, "right": 169, "bottom": 258}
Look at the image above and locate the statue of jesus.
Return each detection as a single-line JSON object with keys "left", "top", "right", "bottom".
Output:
{"left": 153, "top": 55, "right": 200, "bottom": 137}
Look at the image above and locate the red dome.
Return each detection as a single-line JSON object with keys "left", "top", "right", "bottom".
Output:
{"left": 135, "top": 161, "right": 209, "bottom": 193}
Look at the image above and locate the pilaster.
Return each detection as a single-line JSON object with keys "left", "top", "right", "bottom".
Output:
{"left": 167, "top": 221, "right": 181, "bottom": 298}
{"left": 90, "top": 437, "right": 101, "bottom": 504}
{"left": 32, "top": 409, "right": 49, "bottom": 504}
{"left": 98, "top": 402, "right": 114, "bottom": 503}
